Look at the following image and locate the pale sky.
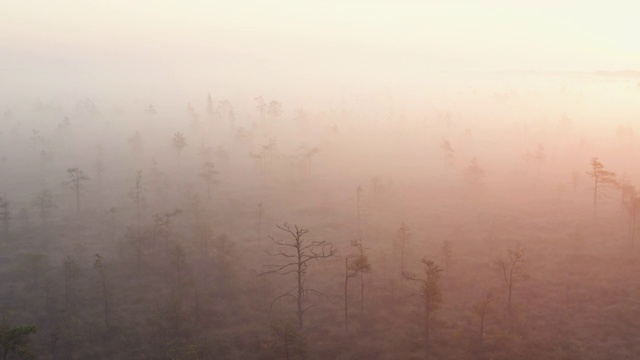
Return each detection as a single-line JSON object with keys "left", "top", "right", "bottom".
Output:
{"left": 2, "top": 0, "right": 639, "bottom": 101}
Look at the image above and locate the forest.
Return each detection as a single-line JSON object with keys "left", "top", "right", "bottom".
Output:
{"left": 1, "top": 72, "right": 640, "bottom": 360}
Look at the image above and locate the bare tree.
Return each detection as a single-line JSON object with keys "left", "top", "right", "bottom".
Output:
{"left": 261, "top": 224, "right": 336, "bottom": 329}
{"left": 403, "top": 258, "right": 444, "bottom": 360}
{"left": 65, "top": 168, "right": 89, "bottom": 215}
{"left": 493, "top": 244, "right": 528, "bottom": 332}
{"left": 586, "top": 157, "right": 617, "bottom": 218}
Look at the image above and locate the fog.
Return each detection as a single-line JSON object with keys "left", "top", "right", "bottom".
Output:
{"left": 2, "top": 1, "right": 640, "bottom": 359}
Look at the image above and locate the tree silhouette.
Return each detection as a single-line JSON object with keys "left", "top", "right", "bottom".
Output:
{"left": 261, "top": 224, "right": 336, "bottom": 329}
{"left": 33, "top": 189, "right": 56, "bottom": 226}
{"left": 267, "top": 320, "right": 308, "bottom": 360}
{"left": 130, "top": 171, "right": 145, "bottom": 228}
{"left": 622, "top": 184, "right": 640, "bottom": 248}
{"left": 403, "top": 258, "right": 443, "bottom": 360}
{"left": 473, "top": 290, "right": 495, "bottom": 357}
{"left": 586, "top": 157, "right": 617, "bottom": 218}
{"left": 65, "top": 168, "right": 89, "bottom": 215}
{"left": 200, "top": 160, "right": 218, "bottom": 204}
{"left": 344, "top": 252, "right": 370, "bottom": 334}
{"left": 93, "top": 254, "right": 110, "bottom": 329}
{"left": 0, "top": 322, "right": 37, "bottom": 360}
{"left": 172, "top": 132, "right": 187, "bottom": 163}
{"left": 493, "top": 244, "right": 528, "bottom": 332}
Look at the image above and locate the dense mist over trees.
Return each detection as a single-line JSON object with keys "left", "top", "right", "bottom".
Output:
{"left": 1, "top": 72, "right": 640, "bottom": 359}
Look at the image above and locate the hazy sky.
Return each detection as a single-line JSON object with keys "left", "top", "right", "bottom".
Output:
{"left": 2, "top": 1, "right": 639, "bottom": 101}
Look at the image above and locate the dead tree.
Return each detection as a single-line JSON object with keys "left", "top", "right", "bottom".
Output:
{"left": 493, "top": 244, "right": 528, "bottom": 332}
{"left": 261, "top": 224, "right": 336, "bottom": 329}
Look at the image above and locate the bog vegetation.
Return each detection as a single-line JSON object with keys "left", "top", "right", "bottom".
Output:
{"left": 1, "top": 74, "right": 640, "bottom": 359}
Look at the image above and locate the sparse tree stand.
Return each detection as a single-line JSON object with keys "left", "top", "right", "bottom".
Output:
{"left": 261, "top": 224, "right": 336, "bottom": 329}
{"left": 0, "top": 322, "right": 37, "bottom": 360}
{"left": 65, "top": 168, "right": 89, "bottom": 215}
{"left": 586, "top": 157, "right": 617, "bottom": 219}
{"left": 402, "top": 259, "right": 443, "bottom": 360}
{"left": 493, "top": 245, "right": 528, "bottom": 333}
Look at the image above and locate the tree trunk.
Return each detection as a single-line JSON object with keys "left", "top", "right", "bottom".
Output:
{"left": 297, "top": 249, "right": 303, "bottom": 329}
